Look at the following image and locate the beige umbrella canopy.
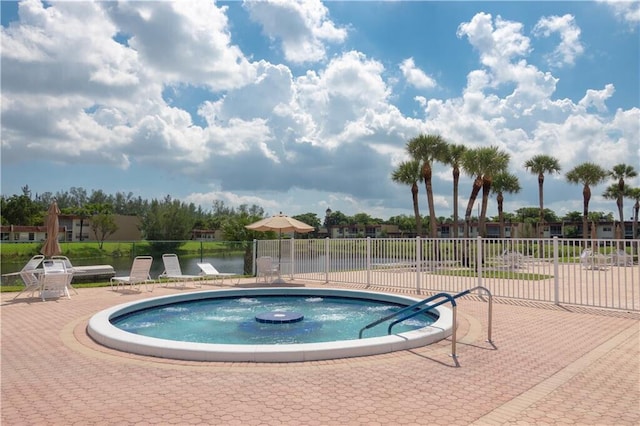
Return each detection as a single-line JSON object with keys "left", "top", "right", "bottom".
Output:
{"left": 41, "top": 201, "right": 62, "bottom": 257}
{"left": 246, "top": 213, "right": 314, "bottom": 283}
{"left": 245, "top": 213, "right": 315, "bottom": 234}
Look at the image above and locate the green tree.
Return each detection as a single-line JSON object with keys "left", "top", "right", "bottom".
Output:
{"left": 292, "top": 213, "right": 320, "bottom": 238}
{"left": 491, "top": 172, "right": 521, "bottom": 238}
{"left": 391, "top": 160, "right": 423, "bottom": 236}
{"left": 90, "top": 208, "right": 118, "bottom": 249}
{"left": 222, "top": 207, "right": 272, "bottom": 275}
{"left": 139, "top": 196, "right": 197, "bottom": 252}
{"left": 629, "top": 187, "right": 640, "bottom": 239}
{"left": 524, "top": 154, "right": 561, "bottom": 237}
{"left": 607, "top": 163, "right": 637, "bottom": 238}
{"left": 442, "top": 143, "right": 467, "bottom": 237}
{"left": 566, "top": 162, "right": 608, "bottom": 239}
{"left": 406, "top": 134, "right": 448, "bottom": 238}
{"left": 461, "top": 146, "right": 510, "bottom": 237}
{"left": 0, "top": 194, "right": 44, "bottom": 226}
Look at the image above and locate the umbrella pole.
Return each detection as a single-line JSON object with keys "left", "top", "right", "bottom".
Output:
{"left": 273, "top": 231, "right": 286, "bottom": 284}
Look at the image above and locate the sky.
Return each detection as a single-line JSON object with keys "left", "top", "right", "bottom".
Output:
{"left": 1, "top": 0, "right": 639, "bottom": 222}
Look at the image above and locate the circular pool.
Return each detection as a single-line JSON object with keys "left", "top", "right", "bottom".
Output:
{"left": 87, "top": 288, "right": 453, "bottom": 362}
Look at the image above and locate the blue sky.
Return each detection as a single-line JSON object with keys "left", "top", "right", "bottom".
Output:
{"left": 1, "top": 0, "right": 639, "bottom": 221}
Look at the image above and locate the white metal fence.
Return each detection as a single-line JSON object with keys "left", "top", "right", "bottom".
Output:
{"left": 255, "top": 237, "right": 640, "bottom": 312}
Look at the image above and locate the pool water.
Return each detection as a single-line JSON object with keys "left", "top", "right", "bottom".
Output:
{"left": 111, "top": 295, "right": 437, "bottom": 345}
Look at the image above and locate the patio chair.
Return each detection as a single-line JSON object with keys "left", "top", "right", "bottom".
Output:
{"left": 197, "top": 262, "right": 238, "bottom": 284}
{"left": 49, "top": 256, "right": 79, "bottom": 294}
{"left": 40, "top": 259, "right": 73, "bottom": 301}
{"left": 12, "top": 255, "right": 45, "bottom": 300}
{"left": 497, "top": 250, "right": 524, "bottom": 269}
{"left": 110, "top": 256, "right": 154, "bottom": 292}
{"left": 613, "top": 249, "right": 633, "bottom": 266}
{"left": 157, "top": 254, "right": 202, "bottom": 288}
{"left": 256, "top": 256, "right": 278, "bottom": 283}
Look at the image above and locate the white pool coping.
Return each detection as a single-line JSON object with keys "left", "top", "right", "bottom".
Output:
{"left": 87, "top": 287, "right": 453, "bottom": 363}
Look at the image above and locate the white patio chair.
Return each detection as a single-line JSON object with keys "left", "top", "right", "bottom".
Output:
{"left": 110, "top": 256, "right": 154, "bottom": 292}
{"left": 613, "top": 250, "right": 633, "bottom": 266}
{"left": 49, "top": 256, "right": 79, "bottom": 294}
{"left": 197, "top": 262, "right": 238, "bottom": 284}
{"left": 12, "top": 255, "right": 45, "bottom": 300}
{"left": 40, "top": 259, "right": 72, "bottom": 301}
{"left": 256, "top": 256, "right": 278, "bottom": 283}
{"left": 158, "top": 254, "right": 202, "bottom": 287}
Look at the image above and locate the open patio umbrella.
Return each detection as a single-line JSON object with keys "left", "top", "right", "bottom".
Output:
{"left": 245, "top": 213, "right": 314, "bottom": 283}
{"left": 40, "top": 201, "right": 62, "bottom": 257}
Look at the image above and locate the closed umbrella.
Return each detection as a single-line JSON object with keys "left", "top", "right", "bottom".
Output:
{"left": 245, "top": 213, "right": 314, "bottom": 283}
{"left": 41, "top": 201, "right": 61, "bottom": 257}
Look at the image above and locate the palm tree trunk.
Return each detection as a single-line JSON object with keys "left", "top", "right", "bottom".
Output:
{"left": 453, "top": 167, "right": 460, "bottom": 238}
{"left": 582, "top": 185, "right": 591, "bottom": 240}
{"left": 479, "top": 177, "right": 492, "bottom": 237}
{"left": 497, "top": 192, "right": 504, "bottom": 238}
{"left": 463, "top": 176, "right": 482, "bottom": 238}
{"left": 411, "top": 183, "right": 422, "bottom": 237}
{"left": 424, "top": 164, "right": 437, "bottom": 238}
{"left": 538, "top": 173, "right": 545, "bottom": 238}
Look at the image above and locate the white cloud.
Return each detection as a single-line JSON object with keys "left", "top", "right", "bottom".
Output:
{"left": 243, "top": 0, "right": 347, "bottom": 63}
{"left": 399, "top": 57, "right": 436, "bottom": 89}
{"left": 598, "top": 0, "right": 640, "bottom": 25}
{"left": 533, "top": 14, "right": 584, "bottom": 67}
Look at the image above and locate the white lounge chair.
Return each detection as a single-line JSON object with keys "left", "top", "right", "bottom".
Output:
{"left": 12, "top": 255, "right": 45, "bottom": 300}
{"left": 110, "top": 256, "right": 154, "bottom": 292}
{"left": 40, "top": 259, "right": 72, "bottom": 301}
{"left": 197, "top": 262, "right": 237, "bottom": 284}
{"left": 613, "top": 249, "right": 633, "bottom": 266}
{"left": 256, "top": 256, "right": 278, "bottom": 283}
{"left": 580, "top": 249, "right": 611, "bottom": 270}
{"left": 158, "top": 254, "right": 202, "bottom": 287}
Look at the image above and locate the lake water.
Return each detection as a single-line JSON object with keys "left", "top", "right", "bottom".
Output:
{"left": 1, "top": 255, "right": 245, "bottom": 283}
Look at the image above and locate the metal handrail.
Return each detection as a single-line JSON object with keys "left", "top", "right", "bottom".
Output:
{"left": 387, "top": 286, "right": 493, "bottom": 344}
{"left": 358, "top": 292, "right": 452, "bottom": 339}
{"left": 385, "top": 292, "right": 459, "bottom": 358}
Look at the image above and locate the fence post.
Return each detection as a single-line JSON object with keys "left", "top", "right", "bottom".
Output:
{"left": 325, "top": 238, "right": 330, "bottom": 283}
{"left": 366, "top": 237, "right": 371, "bottom": 286}
{"left": 200, "top": 241, "right": 203, "bottom": 263}
{"left": 476, "top": 236, "right": 483, "bottom": 288}
{"left": 416, "top": 236, "right": 421, "bottom": 292}
{"left": 553, "top": 236, "right": 559, "bottom": 305}
{"left": 252, "top": 239, "right": 257, "bottom": 276}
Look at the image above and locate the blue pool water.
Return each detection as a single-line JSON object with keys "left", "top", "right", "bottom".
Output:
{"left": 111, "top": 295, "right": 437, "bottom": 345}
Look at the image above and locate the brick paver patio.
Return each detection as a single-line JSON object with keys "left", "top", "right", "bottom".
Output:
{"left": 1, "top": 280, "right": 638, "bottom": 425}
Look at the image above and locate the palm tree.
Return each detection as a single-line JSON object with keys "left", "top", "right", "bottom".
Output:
{"left": 566, "top": 162, "right": 608, "bottom": 239}
{"left": 391, "top": 160, "right": 423, "bottom": 237}
{"left": 461, "top": 146, "right": 510, "bottom": 237}
{"left": 629, "top": 187, "right": 640, "bottom": 240}
{"left": 608, "top": 164, "right": 638, "bottom": 238}
{"left": 524, "top": 154, "right": 561, "bottom": 237}
{"left": 406, "top": 134, "right": 448, "bottom": 238}
{"left": 442, "top": 143, "right": 467, "bottom": 238}
{"left": 491, "top": 172, "right": 521, "bottom": 238}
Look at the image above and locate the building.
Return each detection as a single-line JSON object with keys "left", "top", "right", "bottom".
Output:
{"left": 1, "top": 214, "right": 141, "bottom": 242}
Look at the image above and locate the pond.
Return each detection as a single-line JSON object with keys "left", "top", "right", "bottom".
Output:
{"left": 1, "top": 254, "right": 245, "bottom": 284}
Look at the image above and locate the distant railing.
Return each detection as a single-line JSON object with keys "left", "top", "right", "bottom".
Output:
{"left": 255, "top": 237, "right": 640, "bottom": 312}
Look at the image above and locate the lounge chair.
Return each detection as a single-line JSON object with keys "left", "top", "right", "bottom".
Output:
{"left": 256, "top": 256, "right": 278, "bottom": 283}
{"left": 110, "top": 256, "right": 154, "bottom": 292}
{"left": 197, "top": 262, "right": 237, "bottom": 284}
{"left": 580, "top": 249, "right": 611, "bottom": 270}
{"left": 613, "top": 249, "right": 633, "bottom": 266}
{"left": 158, "top": 254, "right": 202, "bottom": 287}
{"left": 12, "top": 255, "right": 45, "bottom": 300}
{"left": 40, "top": 259, "right": 73, "bottom": 301}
